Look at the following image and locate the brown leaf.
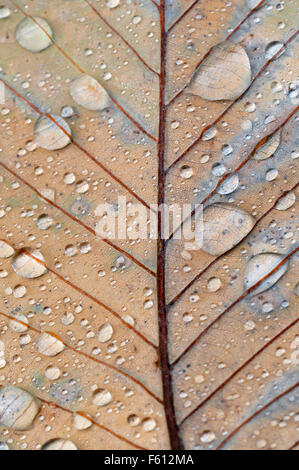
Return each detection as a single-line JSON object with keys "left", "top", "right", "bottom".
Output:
{"left": 0, "top": 0, "right": 298, "bottom": 451}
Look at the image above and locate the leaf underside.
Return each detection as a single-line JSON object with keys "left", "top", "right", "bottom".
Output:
{"left": 0, "top": 0, "right": 298, "bottom": 450}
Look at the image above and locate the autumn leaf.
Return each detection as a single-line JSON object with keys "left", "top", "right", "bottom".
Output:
{"left": 0, "top": 0, "right": 298, "bottom": 451}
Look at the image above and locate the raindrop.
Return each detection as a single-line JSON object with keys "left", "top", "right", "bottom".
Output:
{"left": 217, "top": 174, "right": 239, "bottom": 195}
{"left": 202, "top": 204, "right": 255, "bottom": 256}
{"left": 36, "top": 332, "right": 65, "bottom": 357}
{"left": 93, "top": 389, "right": 112, "bottom": 407}
{"left": 42, "top": 439, "right": 77, "bottom": 450}
{"left": 37, "top": 214, "right": 53, "bottom": 230}
{"left": 180, "top": 165, "right": 193, "bottom": 179}
{"left": 207, "top": 277, "right": 222, "bottom": 292}
{"left": 16, "top": 17, "right": 53, "bottom": 53}
{"left": 0, "top": 6, "right": 11, "bottom": 19}
{"left": 244, "top": 253, "right": 289, "bottom": 295}
{"left": 70, "top": 75, "right": 110, "bottom": 111}
{"left": 200, "top": 431, "right": 216, "bottom": 443}
{"left": 12, "top": 249, "right": 47, "bottom": 279}
{"left": 190, "top": 41, "right": 251, "bottom": 101}
{"left": 45, "top": 365, "right": 61, "bottom": 380}
{"left": 253, "top": 131, "right": 281, "bottom": 160}
{"left": 265, "top": 41, "right": 285, "bottom": 60}
{"left": 73, "top": 413, "right": 92, "bottom": 430}
{"left": 98, "top": 323, "right": 114, "bottom": 343}
{"left": 106, "top": 0, "right": 120, "bottom": 8}
{"left": 142, "top": 418, "right": 157, "bottom": 432}
{"left": 0, "top": 240, "right": 15, "bottom": 258}
{"left": 34, "top": 115, "right": 71, "bottom": 151}
{"left": 0, "top": 386, "right": 39, "bottom": 430}
{"left": 275, "top": 191, "right": 295, "bottom": 210}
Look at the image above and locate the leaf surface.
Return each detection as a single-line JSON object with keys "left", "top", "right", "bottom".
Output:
{"left": 0, "top": 0, "right": 298, "bottom": 450}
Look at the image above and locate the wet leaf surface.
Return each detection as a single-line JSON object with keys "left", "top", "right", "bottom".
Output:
{"left": 0, "top": 0, "right": 298, "bottom": 450}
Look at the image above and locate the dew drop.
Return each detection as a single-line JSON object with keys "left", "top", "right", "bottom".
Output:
{"left": 265, "top": 41, "right": 285, "bottom": 60}
{"left": 180, "top": 165, "right": 193, "bottom": 179}
{"left": 98, "top": 323, "right": 114, "bottom": 343}
{"left": 36, "top": 332, "right": 65, "bottom": 357}
{"left": 12, "top": 249, "right": 47, "bottom": 279}
{"left": 217, "top": 174, "right": 239, "bottom": 195}
{"left": 93, "top": 389, "right": 112, "bottom": 407}
{"left": 244, "top": 253, "right": 289, "bottom": 295}
{"left": 0, "top": 386, "right": 39, "bottom": 430}
{"left": 190, "top": 41, "right": 251, "bottom": 101}
{"left": 16, "top": 17, "right": 53, "bottom": 53}
{"left": 0, "top": 6, "right": 11, "bottom": 19}
{"left": 34, "top": 115, "right": 71, "bottom": 151}
{"left": 73, "top": 413, "right": 92, "bottom": 430}
{"left": 0, "top": 240, "right": 15, "bottom": 258}
{"left": 45, "top": 365, "right": 61, "bottom": 381}
{"left": 42, "top": 439, "right": 77, "bottom": 450}
{"left": 70, "top": 75, "right": 110, "bottom": 111}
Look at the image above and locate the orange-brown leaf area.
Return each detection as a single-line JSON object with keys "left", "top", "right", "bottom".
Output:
{"left": 0, "top": 0, "right": 298, "bottom": 451}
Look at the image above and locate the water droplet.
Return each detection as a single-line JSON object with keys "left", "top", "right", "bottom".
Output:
{"left": 16, "top": 17, "right": 53, "bottom": 53}
{"left": 200, "top": 431, "right": 216, "bottom": 443}
{"left": 190, "top": 41, "right": 251, "bottom": 101}
{"left": 218, "top": 174, "right": 239, "bottom": 195}
{"left": 0, "top": 6, "right": 11, "bottom": 19}
{"left": 253, "top": 131, "right": 281, "bottom": 160}
{"left": 73, "top": 413, "right": 92, "bottom": 430}
{"left": 61, "top": 106, "right": 75, "bottom": 118}
{"left": 106, "top": 0, "right": 120, "bottom": 8}
{"left": 275, "top": 191, "right": 295, "bottom": 210}
{"left": 212, "top": 162, "right": 227, "bottom": 177}
{"left": 37, "top": 214, "right": 53, "bottom": 230}
{"left": 265, "top": 41, "right": 285, "bottom": 60}
{"left": 265, "top": 168, "right": 278, "bottom": 181}
{"left": 202, "top": 204, "right": 255, "bottom": 256}
{"left": 244, "top": 253, "right": 289, "bottom": 295}
{"left": 42, "top": 439, "right": 77, "bottom": 450}
{"left": 93, "top": 389, "right": 112, "bottom": 406}
{"left": 180, "top": 165, "right": 193, "bottom": 179}
{"left": 13, "top": 285, "right": 26, "bottom": 298}
{"left": 0, "top": 240, "right": 14, "bottom": 258}
{"left": 207, "top": 277, "right": 222, "bottom": 292}
{"left": 12, "top": 249, "right": 47, "bottom": 279}
{"left": 0, "top": 442, "right": 9, "bottom": 450}
{"left": 142, "top": 418, "right": 157, "bottom": 432}
{"left": 70, "top": 75, "right": 110, "bottom": 111}
{"left": 36, "top": 332, "right": 65, "bottom": 357}
{"left": 45, "top": 365, "right": 61, "bottom": 380}
{"left": 98, "top": 323, "right": 114, "bottom": 343}
{"left": 0, "top": 386, "right": 39, "bottom": 430}
{"left": 34, "top": 115, "right": 71, "bottom": 151}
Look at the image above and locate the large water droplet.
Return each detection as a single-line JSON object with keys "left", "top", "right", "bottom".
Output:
{"left": 0, "top": 386, "right": 39, "bottom": 430}
{"left": 12, "top": 249, "right": 47, "bottom": 279}
{"left": 98, "top": 323, "right": 114, "bottom": 343}
{"left": 42, "top": 439, "right": 77, "bottom": 450}
{"left": 0, "top": 6, "right": 11, "bottom": 19}
{"left": 275, "top": 191, "right": 296, "bottom": 210}
{"left": 36, "top": 332, "right": 65, "bottom": 357}
{"left": 253, "top": 131, "right": 281, "bottom": 161}
{"left": 202, "top": 204, "right": 255, "bottom": 256}
{"left": 190, "top": 41, "right": 251, "bottom": 101}
{"left": 34, "top": 115, "right": 71, "bottom": 151}
{"left": 93, "top": 389, "right": 112, "bottom": 406}
{"left": 217, "top": 174, "right": 239, "bottom": 195}
{"left": 0, "top": 240, "right": 15, "bottom": 258}
{"left": 265, "top": 41, "right": 285, "bottom": 60}
{"left": 16, "top": 17, "right": 53, "bottom": 53}
{"left": 244, "top": 252, "right": 289, "bottom": 295}
{"left": 70, "top": 75, "right": 110, "bottom": 111}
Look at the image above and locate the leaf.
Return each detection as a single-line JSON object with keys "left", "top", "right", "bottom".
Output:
{"left": 0, "top": 0, "right": 298, "bottom": 451}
